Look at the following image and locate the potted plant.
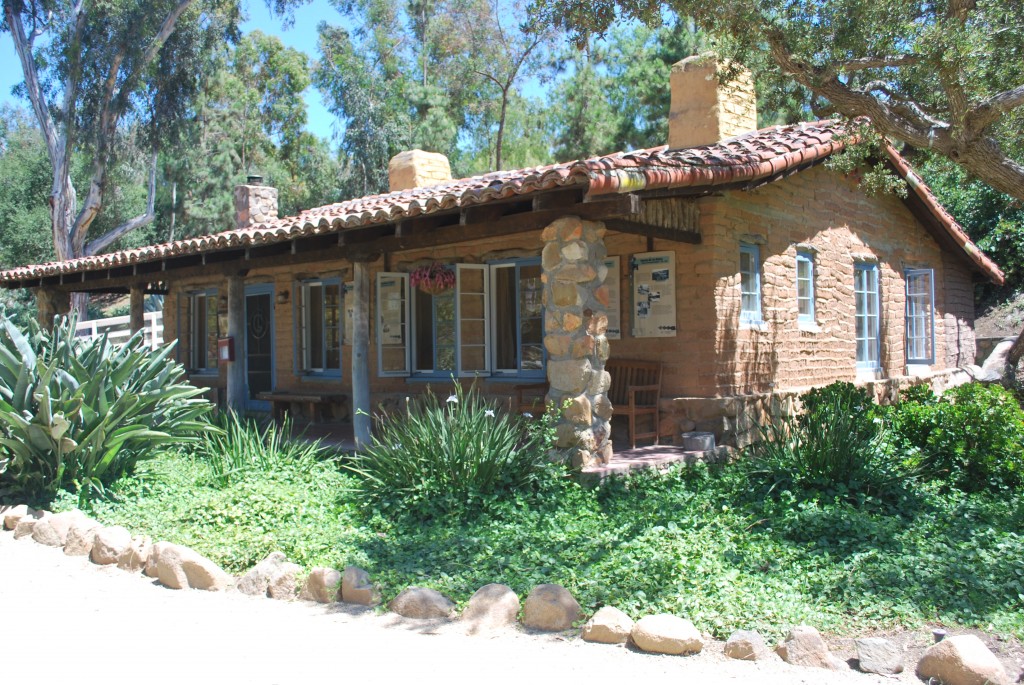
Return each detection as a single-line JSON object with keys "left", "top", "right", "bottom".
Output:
{"left": 410, "top": 262, "right": 455, "bottom": 295}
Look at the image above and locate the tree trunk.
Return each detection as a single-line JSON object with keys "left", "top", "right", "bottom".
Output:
{"left": 495, "top": 85, "right": 510, "bottom": 171}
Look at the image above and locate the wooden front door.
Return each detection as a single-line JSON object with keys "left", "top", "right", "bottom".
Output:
{"left": 244, "top": 285, "right": 274, "bottom": 409}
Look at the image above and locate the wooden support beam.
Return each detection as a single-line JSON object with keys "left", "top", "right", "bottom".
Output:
{"left": 129, "top": 285, "right": 145, "bottom": 334}
{"left": 604, "top": 218, "right": 702, "bottom": 244}
{"left": 351, "top": 261, "right": 371, "bottom": 450}
{"left": 225, "top": 274, "right": 246, "bottom": 413}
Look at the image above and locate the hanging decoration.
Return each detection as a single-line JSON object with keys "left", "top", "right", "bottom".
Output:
{"left": 409, "top": 262, "right": 455, "bottom": 295}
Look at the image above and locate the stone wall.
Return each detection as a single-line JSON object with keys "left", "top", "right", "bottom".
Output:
{"left": 541, "top": 217, "right": 613, "bottom": 468}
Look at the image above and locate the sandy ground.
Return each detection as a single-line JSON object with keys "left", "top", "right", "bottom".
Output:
{"left": 1, "top": 529, "right": 1017, "bottom": 685}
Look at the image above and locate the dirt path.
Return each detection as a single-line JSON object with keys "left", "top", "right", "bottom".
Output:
{"left": 0, "top": 530, "right": 948, "bottom": 684}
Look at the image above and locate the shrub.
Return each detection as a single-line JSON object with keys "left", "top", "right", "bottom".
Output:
{"left": 344, "top": 382, "right": 562, "bottom": 513}
{"left": 887, "top": 382, "right": 1024, "bottom": 492}
{"left": 745, "top": 382, "right": 899, "bottom": 498}
{"left": 196, "top": 411, "right": 329, "bottom": 488}
{"left": 0, "top": 312, "right": 214, "bottom": 502}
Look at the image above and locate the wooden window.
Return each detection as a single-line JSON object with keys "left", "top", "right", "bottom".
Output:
{"left": 905, "top": 268, "right": 935, "bottom": 364}
{"left": 298, "top": 279, "right": 342, "bottom": 376}
{"left": 188, "top": 290, "right": 218, "bottom": 373}
{"left": 376, "top": 272, "right": 410, "bottom": 377}
{"left": 796, "top": 251, "right": 815, "bottom": 323}
{"left": 855, "top": 263, "right": 881, "bottom": 369}
{"left": 490, "top": 259, "right": 545, "bottom": 378}
{"left": 739, "top": 243, "right": 762, "bottom": 324}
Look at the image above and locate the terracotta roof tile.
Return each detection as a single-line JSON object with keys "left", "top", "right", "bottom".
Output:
{"left": 0, "top": 120, "right": 1003, "bottom": 284}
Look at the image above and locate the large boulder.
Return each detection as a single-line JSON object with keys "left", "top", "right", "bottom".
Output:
{"left": 389, "top": 587, "right": 457, "bottom": 620}
{"left": 521, "top": 584, "right": 582, "bottom": 632}
{"left": 145, "top": 541, "right": 173, "bottom": 579}
{"left": 855, "top": 637, "right": 903, "bottom": 675}
{"left": 461, "top": 584, "right": 520, "bottom": 633}
{"left": 156, "top": 543, "right": 231, "bottom": 591}
{"left": 299, "top": 567, "right": 342, "bottom": 604}
{"left": 3, "top": 504, "right": 35, "bottom": 531}
{"left": 267, "top": 562, "right": 301, "bottom": 600}
{"left": 13, "top": 512, "right": 47, "bottom": 539}
{"left": 91, "top": 526, "right": 133, "bottom": 565}
{"left": 116, "top": 535, "right": 152, "bottom": 573}
{"left": 581, "top": 606, "right": 634, "bottom": 644}
{"left": 341, "top": 566, "right": 381, "bottom": 606}
{"left": 64, "top": 517, "right": 102, "bottom": 556}
{"left": 916, "top": 635, "right": 1011, "bottom": 685}
{"left": 630, "top": 614, "right": 704, "bottom": 655}
{"left": 32, "top": 510, "right": 86, "bottom": 547}
{"left": 237, "top": 552, "right": 288, "bottom": 596}
{"left": 776, "top": 625, "right": 845, "bottom": 670}
{"left": 724, "top": 630, "right": 772, "bottom": 661}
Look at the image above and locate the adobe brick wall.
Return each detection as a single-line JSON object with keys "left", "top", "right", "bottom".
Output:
{"left": 167, "top": 164, "right": 983, "bottom": 448}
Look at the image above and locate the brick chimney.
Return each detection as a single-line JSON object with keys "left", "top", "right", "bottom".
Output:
{"left": 669, "top": 53, "right": 757, "bottom": 149}
{"left": 234, "top": 175, "right": 278, "bottom": 229}
{"left": 388, "top": 150, "right": 452, "bottom": 192}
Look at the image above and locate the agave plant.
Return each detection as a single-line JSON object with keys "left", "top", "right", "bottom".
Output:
{"left": 0, "top": 311, "right": 215, "bottom": 502}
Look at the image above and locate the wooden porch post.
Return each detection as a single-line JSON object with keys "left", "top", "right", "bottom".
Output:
{"left": 351, "top": 260, "right": 372, "bottom": 449}
{"left": 35, "top": 287, "right": 71, "bottom": 332}
{"left": 226, "top": 273, "right": 246, "bottom": 413}
{"left": 129, "top": 285, "right": 145, "bottom": 335}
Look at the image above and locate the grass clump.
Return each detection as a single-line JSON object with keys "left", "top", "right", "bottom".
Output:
{"left": 345, "top": 383, "right": 562, "bottom": 513}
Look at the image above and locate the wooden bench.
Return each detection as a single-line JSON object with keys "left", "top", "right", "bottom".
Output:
{"left": 257, "top": 392, "right": 346, "bottom": 423}
{"left": 606, "top": 359, "right": 662, "bottom": 449}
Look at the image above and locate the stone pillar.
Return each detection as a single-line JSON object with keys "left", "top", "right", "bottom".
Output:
{"left": 542, "top": 216, "right": 613, "bottom": 468}
{"left": 35, "top": 287, "right": 71, "bottom": 331}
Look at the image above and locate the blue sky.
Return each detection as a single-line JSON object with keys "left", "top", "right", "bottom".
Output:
{"left": 0, "top": 1, "right": 342, "bottom": 141}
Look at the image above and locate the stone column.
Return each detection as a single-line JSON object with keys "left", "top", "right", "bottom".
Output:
{"left": 35, "top": 287, "right": 71, "bottom": 331}
{"left": 542, "top": 216, "right": 613, "bottom": 468}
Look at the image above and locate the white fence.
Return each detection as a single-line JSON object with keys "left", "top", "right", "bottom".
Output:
{"left": 75, "top": 310, "right": 164, "bottom": 350}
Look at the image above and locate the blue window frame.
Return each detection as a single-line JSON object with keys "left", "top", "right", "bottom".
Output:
{"left": 905, "top": 268, "right": 935, "bottom": 364}
{"left": 297, "top": 278, "right": 342, "bottom": 376}
{"left": 490, "top": 258, "right": 545, "bottom": 378}
{"left": 739, "top": 243, "right": 762, "bottom": 324}
{"left": 854, "top": 263, "right": 881, "bottom": 369}
{"left": 795, "top": 251, "right": 815, "bottom": 323}
{"left": 188, "top": 288, "right": 219, "bottom": 374}
{"left": 409, "top": 264, "right": 490, "bottom": 377}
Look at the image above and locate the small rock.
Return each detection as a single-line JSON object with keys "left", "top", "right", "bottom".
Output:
{"left": 341, "top": 566, "right": 380, "bottom": 606}
{"left": 916, "top": 634, "right": 1011, "bottom": 685}
{"left": 855, "top": 637, "right": 903, "bottom": 675}
{"left": 268, "top": 562, "right": 302, "bottom": 600}
{"left": 116, "top": 535, "right": 152, "bottom": 573}
{"left": 91, "top": 526, "right": 133, "bottom": 565}
{"left": 630, "top": 614, "right": 704, "bottom": 655}
{"left": 237, "top": 552, "right": 288, "bottom": 596}
{"left": 724, "top": 630, "right": 772, "bottom": 661}
{"left": 582, "top": 606, "right": 634, "bottom": 644}
{"left": 146, "top": 541, "right": 173, "bottom": 579}
{"left": 156, "top": 543, "right": 231, "bottom": 591}
{"left": 389, "top": 586, "right": 456, "bottom": 620}
{"left": 776, "top": 625, "right": 844, "bottom": 671}
{"left": 299, "top": 567, "right": 342, "bottom": 604}
{"left": 521, "top": 584, "right": 582, "bottom": 632}
{"left": 3, "top": 504, "right": 35, "bottom": 530}
{"left": 13, "top": 515, "right": 42, "bottom": 539}
{"left": 31, "top": 510, "right": 85, "bottom": 547}
{"left": 64, "top": 517, "right": 102, "bottom": 556}
{"left": 461, "top": 584, "right": 520, "bottom": 633}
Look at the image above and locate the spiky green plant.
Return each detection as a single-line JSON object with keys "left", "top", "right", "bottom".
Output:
{"left": 0, "top": 311, "right": 214, "bottom": 502}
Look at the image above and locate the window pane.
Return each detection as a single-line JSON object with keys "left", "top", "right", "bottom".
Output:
{"left": 308, "top": 285, "right": 325, "bottom": 369}
{"left": 493, "top": 266, "right": 516, "bottom": 370}
{"left": 906, "top": 270, "right": 933, "bottom": 362}
{"left": 205, "top": 295, "right": 218, "bottom": 368}
{"left": 855, "top": 265, "right": 879, "bottom": 366}
{"left": 519, "top": 264, "right": 544, "bottom": 371}
{"left": 193, "top": 295, "right": 207, "bottom": 369}
{"left": 325, "top": 283, "right": 341, "bottom": 369}
{"left": 414, "top": 289, "right": 433, "bottom": 371}
{"left": 796, "top": 255, "right": 813, "bottom": 320}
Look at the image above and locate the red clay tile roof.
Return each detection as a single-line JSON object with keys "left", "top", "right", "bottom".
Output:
{"left": 0, "top": 120, "right": 1003, "bottom": 285}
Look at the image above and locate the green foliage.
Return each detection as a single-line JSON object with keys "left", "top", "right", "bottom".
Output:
{"left": 745, "top": 382, "right": 898, "bottom": 499}
{"left": 196, "top": 411, "right": 329, "bottom": 488}
{"left": 345, "top": 383, "right": 562, "bottom": 513}
{"left": 886, "top": 383, "right": 1024, "bottom": 492}
{"left": 0, "top": 313, "right": 214, "bottom": 503}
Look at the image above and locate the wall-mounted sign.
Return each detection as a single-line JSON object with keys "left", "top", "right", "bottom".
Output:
{"left": 630, "top": 251, "right": 677, "bottom": 338}
{"left": 603, "top": 256, "right": 621, "bottom": 340}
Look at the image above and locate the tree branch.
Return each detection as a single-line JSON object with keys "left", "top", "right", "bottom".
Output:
{"left": 84, "top": 151, "right": 158, "bottom": 256}
{"left": 839, "top": 55, "right": 921, "bottom": 72}
{"left": 966, "top": 83, "right": 1024, "bottom": 135}
{"left": 3, "top": 0, "right": 58, "bottom": 160}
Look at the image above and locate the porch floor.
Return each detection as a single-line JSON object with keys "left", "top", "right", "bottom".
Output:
{"left": 291, "top": 421, "right": 734, "bottom": 481}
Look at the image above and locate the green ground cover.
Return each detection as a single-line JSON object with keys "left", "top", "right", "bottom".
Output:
{"left": 71, "top": 448, "right": 1024, "bottom": 642}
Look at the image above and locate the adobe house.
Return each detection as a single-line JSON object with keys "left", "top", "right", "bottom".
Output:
{"left": 0, "top": 55, "right": 1003, "bottom": 466}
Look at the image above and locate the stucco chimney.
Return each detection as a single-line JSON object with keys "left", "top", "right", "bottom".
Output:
{"left": 668, "top": 53, "right": 757, "bottom": 149}
{"left": 388, "top": 150, "right": 452, "bottom": 192}
{"left": 234, "top": 176, "right": 278, "bottom": 229}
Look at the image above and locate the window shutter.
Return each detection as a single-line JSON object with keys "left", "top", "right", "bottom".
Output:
{"left": 376, "top": 272, "right": 410, "bottom": 377}
{"left": 456, "top": 264, "right": 490, "bottom": 376}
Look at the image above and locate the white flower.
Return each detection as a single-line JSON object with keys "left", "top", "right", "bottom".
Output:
{"left": 484, "top": 409, "right": 495, "bottom": 418}
{"left": 873, "top": 417, "right": 883, "bottom": 424}
{"left": 446, "top": 394, "right": 458, "bottom": 404}
{"left": 523, "top": 412, "right": 533, "bottom": 418}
